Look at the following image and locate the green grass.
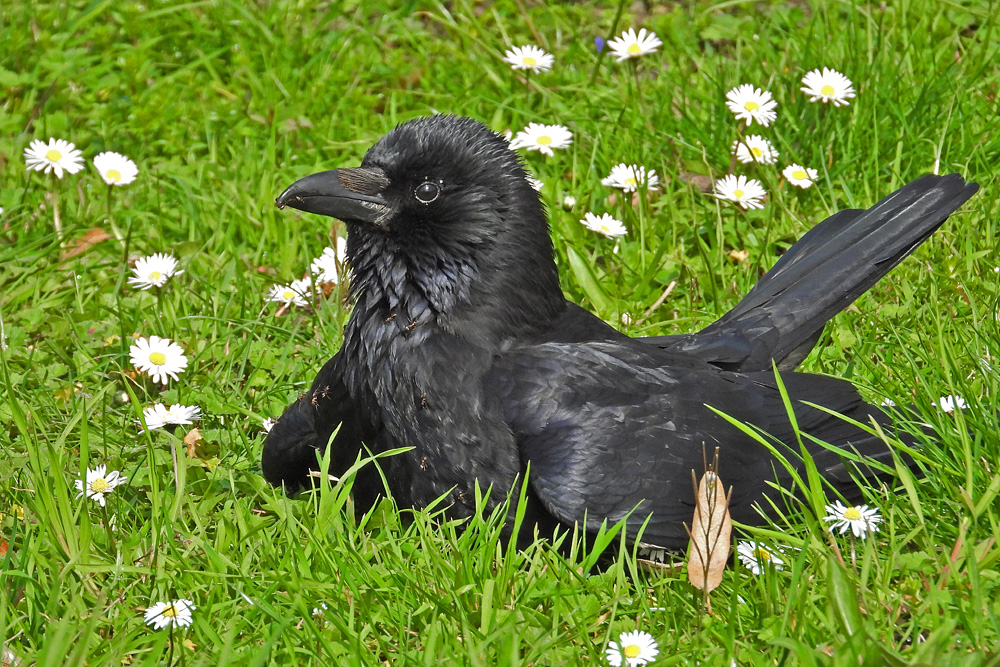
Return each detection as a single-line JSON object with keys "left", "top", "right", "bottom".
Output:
{"left": 2, "top": 0, "right": 1000, "bottom": 664}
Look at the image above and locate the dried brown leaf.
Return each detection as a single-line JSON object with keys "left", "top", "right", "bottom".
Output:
{"left": 687, "top": 470, "right": 732, "bottom": 592}
{"left": 183, "top": 428, "right": 221, "bottom": 469}
{"left": 678, "top": 172, "right": 715, "bottom": 193}
{"left": 60, "top": 227, "right": 111, "bottom": 261}
{"left": 183, "top": 427, "right": 202, "bottom": 457}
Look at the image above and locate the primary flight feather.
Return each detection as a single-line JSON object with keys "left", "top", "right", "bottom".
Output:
{"left": 262, "top": 115, "right": 978, "bottom": 549}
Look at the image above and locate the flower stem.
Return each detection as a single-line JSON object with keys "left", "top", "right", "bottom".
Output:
{"left": 100, "top": 503, "right": 115, "bottom": 550}
{"left": 631, "top": 59, "right": 644, "bottom": 117}
{"left": 728, "top": 122, "right": 745, "bottom": 175}
{"left": 587, "top": 0, "right": 627, "bottom": 87}
{"left": 637, "top": 187, "right": 648, "bottom": 274}
{"left": 52, "top": 192, "right": 63, "bottom": 242}
{"left": 107, "top": 184, "right": 125, "bottom": 243}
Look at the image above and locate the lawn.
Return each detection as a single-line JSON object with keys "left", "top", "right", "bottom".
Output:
{"left": 1, "top": 0, "right": 999, "bottom": 665}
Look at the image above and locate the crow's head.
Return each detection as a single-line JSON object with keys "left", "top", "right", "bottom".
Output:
{"left": 277, "top": 115, "right": 565, "bottom": 338}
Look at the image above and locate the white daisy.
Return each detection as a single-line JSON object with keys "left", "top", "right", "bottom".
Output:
{"left": 75, "top": 465, "right": 127, "bottom": 507}
{"left": 562, "top": 195, "right": 577, "bottom": 210}
{"left": 141, "top": 404, "right": 171, "bottom": 431}
{"left": 508, "top": 123, "right": 573, "bottom": 157}
{"left": 938, "top": 395, "right": 967, "bottom": 413}
{"left": 736, "top": 541, "right": 785, "bottom": 575}
{"left": 607, "top": 28, "right": 663, "bottom": 62}
{"left": 801, "top": 68, "right": 856, "bottom": 106}
{"left": 93, "top": 151, "right": 139, "bottom": 186}
{"left": 310, "top": 238, "right": 348, "bottom": 284}
{"left": 782, "top": 164, "right": 819, "bottom": 189}
{"left": 714, "top": 174, "right": 767, "bottom": 210}
{"left": 823, "top": 501, "right": 882, "bottom": 539}
{"left": 725, "top": 84, "right": 778, "bottom": 127}
{"left": 601, "top": 163, "right": 660, "bottom": 192}
{"left": 140, "top": 404, "right": 202, "bottom": 432}
{"left": 606, "top": 630, "right": 659, "bottom": 666}
{"left": 23, "top": 137, "right": 84, "bottom": 179}
{"left": 266, "top": 277, "right": 311, "bottom": 308}
{"left": 733, "top": 135, "right": 779, "bottom": 165}
{"left": 262, "top": 417, "right": 276, "bottom": 433}
{"left": 127, "top": 253, "right": 183, "bottom": 290}
{"left": 581, "top": 212, "right": 627, "bottom": 238}
{"left": 880, "top": 398, "right": 897, "bottom": 408}
{"left": 129, "top": 335, "right": 189, "bottom": 385}
{"left": 502, "top": 45, "right": 554, "bottom": 74}
{"left": 144, "top": 599, "right": 195, "bottom": 630}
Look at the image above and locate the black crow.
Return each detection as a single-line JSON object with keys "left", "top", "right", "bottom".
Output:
{"left": 263, "top": 115, "right": 978, "bottom": 550}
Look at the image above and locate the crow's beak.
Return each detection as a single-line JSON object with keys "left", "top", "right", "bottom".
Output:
{"left": 276, "top": 167, "right": 390, "bottom": 225}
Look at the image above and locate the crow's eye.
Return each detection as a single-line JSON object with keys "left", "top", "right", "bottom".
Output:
{"left": 414, "top": 181, "right": 441, "bottom": 204}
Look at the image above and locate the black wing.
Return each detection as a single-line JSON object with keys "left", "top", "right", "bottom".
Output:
{"left": 261, "top": 353, "right": 380, "bottom": 500}
{"left": 490, "top": 340, "right": 898, "bottom": 549}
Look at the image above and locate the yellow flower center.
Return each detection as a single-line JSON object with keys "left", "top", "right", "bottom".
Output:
{"left": 106, "top": 168, "right": 122, "bottom": 182}
{"left": 46, "top": 149, "right": 63, "bottom": 162}
{"left": 148, "top": 271, "right": 162, "bottom": 282}
{"left": 89, "top": 478, "right": 111, "bottom": 494}
{"left": 149, "top": 352, "right": 167, "bottom": 366}
{"left": 843, "top": 507, "right": 862, "bottom": 521}
{"left": 623, "top": 644, "right": 642, "bottom": 658}
{"left": 162, "top": 605, "right": 178, "bottom": 618}
{"left": 627, "top": 43, "right": 641, "bottom": 54}
{"left": 792, "top": 169, "right": 807, "bottom": 180}
{"left": 282, "top": 290, "right": 296, "bottom": 300}
{"left": 523, "top": 56, "right": 537, "bottom": 66}
{"left": 821, "top": 84, "right": 835, "bottom": 96}
{"left": 744, "top": 101, "right": 760, "bottom": 111}
{"left": 536, "top": 135, "right": 552, "bottom": 145}
{"left": 756, "top": 548, "right": 771, "bottom": 561}
{"left": 733, "top": 189, "right": 745, "bottom": 198}
{"left": 751, "top": 147, "right": 763, "bottom": 157}
{"left": 625, "top": 177, "right": 637, "bottom": 187}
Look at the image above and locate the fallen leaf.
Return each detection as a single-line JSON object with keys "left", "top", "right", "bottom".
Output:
{"left": 687, "top": 468, "right": 732, "bottom": 594}
{"left": 60, "top": 227, "right": 111, "bottom": 261}
{"left": 184, "top": 428, "right": 221, "bottom": 468}
{"left": 183, "top": 427, "right": 202, "bottom": 458}
{"left": 678, "top": 172, "right": 715, "bottom": 193}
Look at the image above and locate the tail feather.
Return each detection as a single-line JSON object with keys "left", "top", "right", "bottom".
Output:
{"left": 660, "top": 174, "right": 978, "bottom": 371}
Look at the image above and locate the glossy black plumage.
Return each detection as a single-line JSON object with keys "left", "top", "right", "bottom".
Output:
{"left": 263, "top": 115, "right": 978, "bottom": 550}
